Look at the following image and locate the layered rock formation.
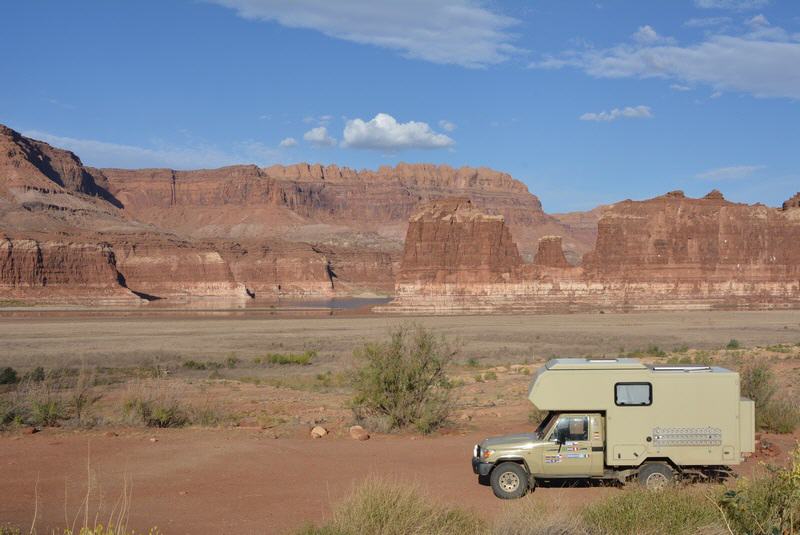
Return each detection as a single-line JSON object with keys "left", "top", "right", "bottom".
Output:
{"left": 8, "top": 126, "right": 578, "bottom": 302}
{"left": 0, "top": 125, "right": 396, "bottom": 302}
{"left": 783, "top": 193, "right": 800, "bottom": 210}
{"left": 533, "top": 236, "right": 570, "bottom": 268}
{"left": 99, "top": 162, "right": 590, "bottom": 260}
{"left": 399, "top": 198, "right": 522, "bottom": 284}
{"left": 384, "top": 193, "right": 800, "bottom": 313}
{"left": 0, "top": 237, "right": 138, "bottom": 302}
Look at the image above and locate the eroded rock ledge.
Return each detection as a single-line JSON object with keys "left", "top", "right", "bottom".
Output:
{"left": 381, "top": 192, "right": 800, "bottom": 313}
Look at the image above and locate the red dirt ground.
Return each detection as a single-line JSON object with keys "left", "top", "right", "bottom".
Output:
{"left": 1, "top": 427, "right": 796, "bottom": 535}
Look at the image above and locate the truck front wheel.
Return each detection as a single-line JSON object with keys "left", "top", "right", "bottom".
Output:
{"left": 490, "top": 462, "right": 530, "bottom": 499}
{"left": 638, "top": 462, "right": 675, "bottom": 490}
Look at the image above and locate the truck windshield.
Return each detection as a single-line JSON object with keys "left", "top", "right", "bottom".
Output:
{"left": 534, "top": 411, "right": 556, "bottom": 438}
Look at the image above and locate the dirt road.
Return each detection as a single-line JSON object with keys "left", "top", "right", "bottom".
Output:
{"left": 1, "top": 427, "right": 620, "bottom": 534}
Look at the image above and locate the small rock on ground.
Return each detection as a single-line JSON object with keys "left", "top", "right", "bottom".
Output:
{"left": 349, "top": 425, "right": 370, "bottom": 441}
{"left": 311, "top": 426, "right": 327, "bottom": 438}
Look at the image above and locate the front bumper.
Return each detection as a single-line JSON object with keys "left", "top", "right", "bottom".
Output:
{"left": 472, "top": 457, "right": 494, "bottom": 476}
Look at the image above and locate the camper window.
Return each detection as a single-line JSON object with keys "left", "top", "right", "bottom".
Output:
{"left": 615, "top": 382, "right": 652, "bottom": 406}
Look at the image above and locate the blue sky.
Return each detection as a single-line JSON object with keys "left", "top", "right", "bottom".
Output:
{"left": 1, "top": 0, "right": 798, "bottom": 212}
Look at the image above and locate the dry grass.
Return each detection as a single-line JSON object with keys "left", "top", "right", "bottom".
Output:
{"left": 4, "top": 311, "right": 800, "bottom": 370}
{"left": 295, "top": 479, "right": 486, "bottom": 535}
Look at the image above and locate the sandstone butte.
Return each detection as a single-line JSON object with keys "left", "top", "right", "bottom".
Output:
{"left": 0, "top": 124, "right": 588, "bottom": 303}
{"left": 3, "top": 123, "right": 799, "bottom": 312}
{"left": 382, "top": 193, "right": 800, "bottom": 313}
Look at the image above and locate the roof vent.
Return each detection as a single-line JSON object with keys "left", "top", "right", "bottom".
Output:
{"left": 653, "top": 366, "right": 711, "bottom": 372}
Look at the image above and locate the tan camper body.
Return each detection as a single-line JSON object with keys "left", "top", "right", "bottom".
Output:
{"left": 528, "top": 358, "right": 756, "bottom": 467}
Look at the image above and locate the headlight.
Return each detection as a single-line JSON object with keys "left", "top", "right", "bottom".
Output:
{"left": 473, "top": 445, "right": 480, "bottom": 458}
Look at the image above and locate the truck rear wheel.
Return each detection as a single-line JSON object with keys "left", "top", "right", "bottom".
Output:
{"left": 638, "top": 462, "right": 675, "bottom": 490}
{"left": 490, "top": 462, "right": 530, "bottom": 499}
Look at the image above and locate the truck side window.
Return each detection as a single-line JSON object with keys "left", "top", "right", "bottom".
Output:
{"left": 553, "top": 416, "right": 588, "bottom": 442}
{"left": 615, "top": 382, "right": 652, "bottom": 406}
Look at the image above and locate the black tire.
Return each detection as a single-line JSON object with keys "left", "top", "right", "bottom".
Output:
{"left": 638, "top": 462, "right": 675, "bottom": 490}
{"left": 490, "top": 462, "right": 530, "bottom": 499}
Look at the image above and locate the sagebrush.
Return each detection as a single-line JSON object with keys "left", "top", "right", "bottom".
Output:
{"left": 349, "top": 324, "right": 456, "bottom": 434}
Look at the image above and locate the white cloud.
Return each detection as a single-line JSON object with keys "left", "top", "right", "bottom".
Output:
{"left": 710, "top": 90, "right": 723, "bottom": 98}
{"left": 342, "top": 113, "right": 454, "bottom": 150}
{"left": 696, "top": 164, "right": 764, "bottom": 180}
{"left": 684, "top": 16, "right": 731, "bottom": 28}
{"left": 208, "top": 0, "right": 523, "bottom": 68}
{"left": 579, "top": 105, "right": 653, "bottom": 122}
{"left": 633, "top": 25, "right": 674, "bottom": 45}
{"left": 670, "top": 83, "right": 692, "bottom": 91}
{"left": 23, "top": 130, "right": 279, "bottom": 169}
{"left": 303, "top": 126, "right": 336, "bottom": 147}
{"left": 438, "top": 119, "right": 457, "bottom": 132}
{"left": 530, "top": 19, "right": 800, "bottom": 99}
{"left": 279, "top": 137, "right": 298, "bottom": 148}
{"left": 694, "top": 0, "right": 769, "bottom": 10}
{"left": 302, "top": 114, "right": 333, "bottom": 125}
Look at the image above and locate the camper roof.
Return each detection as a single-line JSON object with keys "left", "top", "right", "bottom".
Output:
{"left": 545, "top": 358, "right": 647, "bottom": 370}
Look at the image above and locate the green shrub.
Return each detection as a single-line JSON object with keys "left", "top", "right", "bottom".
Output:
{"left": 182, "top": 360, "right": 207, "bottom": 370}
{"left": 225, "top": 356, "right": 240, "bottom": 368}
{"left": 0, "top": 367, "right": 18, "bottom": 384}
{"left": 740, "top": 362, "right": 798, "bottom": 432}
{"left": 123, "top": 397, "right": 186, "bottom": 428}
{"left": 726, "top": 339, "right": 741, "bottom": 350}
{"left": 718, "top": 446, "right": 800, "bottom": 535}
{"left": 765, "top": 344, "right": 792, "bottom": 353}
{"left": 265, "top": 350, "right": 316, "bottom": 365}
{"left": 757, "top": 398, "right": 800, "bottom": 434}
{"left": 296, "top": 479, "right": 486, "bottom": 535}
{"left": 350, "top": 324, "right": 456, "bottom": 434}
{"left": 582, "top": 487, "right": 723, "bottom": 535}
{"left": 483, "top": 371, "right": 497, "bottom": 381}
{"left": 31, "top": 398, "right": 65, "bottom": 426}
{"left": 20, "top": 380, "right": 66, "bottom": 427}
{"left": 26, "top": 366, "right": 45, "bottom": 382}
{"left": 466, "top": 358, "right": 480, "bottom": 368}
{"left": 628, "top": 345, "right": 667, "bottom": 359}
{"left": 122, "top": 383, "right": 187, "bottom": 428}
{"left": 0, "top": 525, "right": 21, "bottom": 535}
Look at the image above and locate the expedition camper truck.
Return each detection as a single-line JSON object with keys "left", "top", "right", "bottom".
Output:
{"left": 471, "top": 358, "right": 755, "bottom": 499}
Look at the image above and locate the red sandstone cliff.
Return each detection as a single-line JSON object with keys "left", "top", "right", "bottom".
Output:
{"left": 0, "top": 125, "right": 398, "bottom": 301}
{"left": 398, "top": 198, "right": 522, "bottom": 284}
{"left": 0, "top": 237, "right": 139, "bottom": 302}
{"left": 385, "top": 194, "right": 800, "bottom": 313}
{"left": 582, "top": 190, "right": 800, "bottom": 282}
{"left": 98, "top": 162, "right": 590, "bottom": 260}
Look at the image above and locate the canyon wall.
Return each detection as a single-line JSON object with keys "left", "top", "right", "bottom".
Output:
{"left": 8, "top": 123, "right": 799, "bottom": 311}
{"left": 99, "top": 162, "right": 590, "bottom": 260}
{"left": 0, "top": 237, "right": 139, "bottom": 302}
{"left": 0, "top": 126, "right": 400, "bottom": 301}
{"left": 383, "top": 192, "right": 800, "bottom": 313}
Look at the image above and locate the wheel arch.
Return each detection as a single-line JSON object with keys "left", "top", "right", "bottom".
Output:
{"left": 494, "top": 457, "right": 531, "bottom": 473}
{"left": 639, "top": 457, "right": 681, "bottom": 473}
